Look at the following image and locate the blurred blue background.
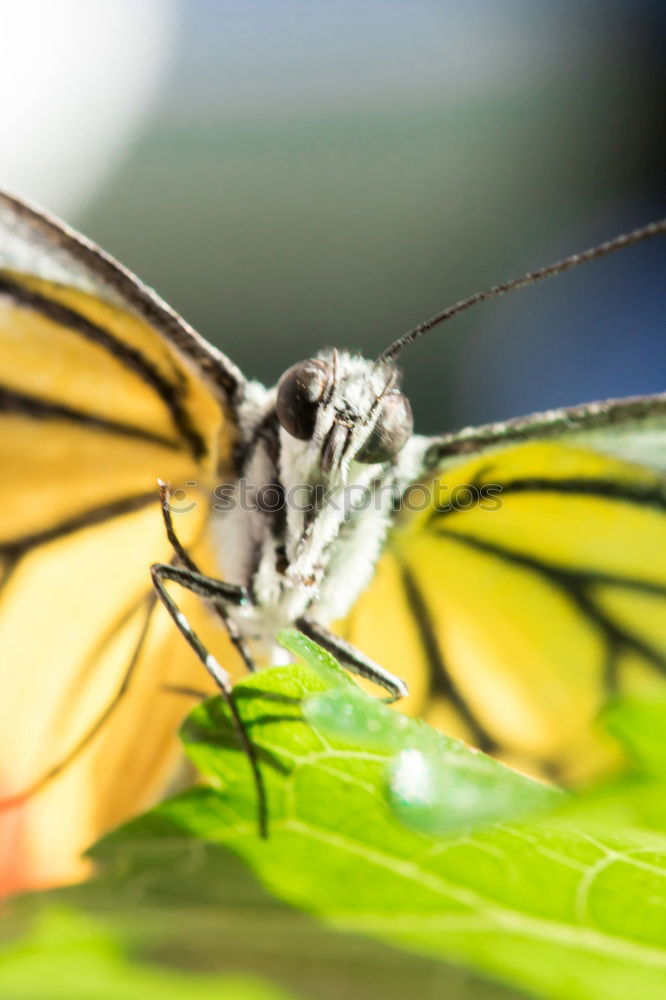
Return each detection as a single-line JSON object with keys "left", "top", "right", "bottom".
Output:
{"left": 2, "top": 0, "right": 664, "bottom": 434}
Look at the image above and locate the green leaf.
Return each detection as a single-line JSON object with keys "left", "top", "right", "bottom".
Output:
{"left": 2, "top": 829, "right": 515, "bottom": 1000}
{"left": 0, "top": 909, "right": 297, "bottom": 1000}
{"left": 291, "top": 625, "right": 560, "bottom": 834}
{"left": 301, "top": 682, "right": 559, "bottom": 835}
{"left": 2, "top": 641, "right": 521, "bottom": 1000}
{"left": 88, "top": 659, "right": 666, "bottom": 1000}
{"left": 5, "top": 647, "right": 666, "bottom": 1000}
{"left": 277, "top": 629, "right": 354, "bottom": 689}
{"left": 603, "top": 693, "right": 666, "bottom": 777}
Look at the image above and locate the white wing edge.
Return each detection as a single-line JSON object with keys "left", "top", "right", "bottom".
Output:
{"left": 0, "top": 189, "right": 245, "bottom": 405}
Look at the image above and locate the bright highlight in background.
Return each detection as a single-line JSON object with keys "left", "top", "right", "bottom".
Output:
{"left": 0, "top": 0, "right": 177, "bottom": 215}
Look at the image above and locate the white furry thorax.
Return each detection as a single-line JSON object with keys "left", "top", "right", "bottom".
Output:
{"left": 211, "top": 350, "right": 428, "bottom": 656}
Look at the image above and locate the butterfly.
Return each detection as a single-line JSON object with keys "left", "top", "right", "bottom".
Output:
{"left": 0, "top": 189, "right": 664, "bottom": 895}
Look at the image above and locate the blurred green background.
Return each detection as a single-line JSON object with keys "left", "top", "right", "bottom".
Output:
{"left": 2, "top": 0, "right": 665, "bottom": 434}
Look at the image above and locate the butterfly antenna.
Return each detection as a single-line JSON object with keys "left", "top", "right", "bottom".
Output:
{"left": 379, "top": 218, "right": 666, "bottom": 364}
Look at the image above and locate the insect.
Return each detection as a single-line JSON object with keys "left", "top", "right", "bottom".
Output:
{"left": 0, "top": 190, "right": 664, "bottom": 894}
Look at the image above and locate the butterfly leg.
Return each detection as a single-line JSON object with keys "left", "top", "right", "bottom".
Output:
{"left": 295, "top": 617, "right": 409, "bottom": 703}
{"left": 157, "top": 480, "right": 256, "bottom": 673}
{"left": 150, "top": 562, "right": 268, "bottom": 838}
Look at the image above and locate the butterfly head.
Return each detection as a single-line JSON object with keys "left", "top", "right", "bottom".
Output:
{"left": 275, "top": 350, "right": 413, "bottom": 480}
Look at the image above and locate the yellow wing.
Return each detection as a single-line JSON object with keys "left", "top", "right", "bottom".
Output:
{"left": 0, "top": 193, "right": 243, "bottom": 894}
{"left": 338, "top": 432, "right": 666, "bottom": 783}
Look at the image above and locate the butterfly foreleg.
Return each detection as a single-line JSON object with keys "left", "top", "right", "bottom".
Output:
{"left": 149, "top": 561, "right": 267, "bottom": 837}
{"left": 157, "top": 479, "right": 256, "bottom": 673}
{"left": 295, "top": 617, "right": 409, "bottom": 703}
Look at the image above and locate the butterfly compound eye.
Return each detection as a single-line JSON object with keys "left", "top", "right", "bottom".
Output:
{"left": 356, "top": 392, "right": 413, "bottom": 464}
{"left": 276, "top": 359, "right": 329, "bottom": 440}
